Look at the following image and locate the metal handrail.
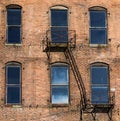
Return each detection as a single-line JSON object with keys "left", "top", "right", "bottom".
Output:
{"left": 43, "top": 29, "right": 115, "bottom": 120}
{"left": 85, "top": 91, "right": 115, "bottom": 106}
{"left": 45, "top": 30, "right": 76, "bottom": 48}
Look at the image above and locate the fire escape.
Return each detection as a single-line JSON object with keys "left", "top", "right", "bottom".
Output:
{"left": 43, "top": 29, "right": 115, "bottom": 121}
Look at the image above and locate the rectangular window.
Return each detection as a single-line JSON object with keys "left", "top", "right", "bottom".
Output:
{"left": 90, "top": 10, "right": 107, "bottom": 44}
{"left": 7, "top": 8, "right": 21, "bottom": 44}
{"left": 51, "top": 9, "right": 68, "bottom": 43}
{"left": 6, "top": 65, "right": 21, "bottom": 104}
{"left": 51, "top": 65, "right": 69, "bottom": 104}
{"left": 91, "top": 66, "right": 109, "bottom": 104}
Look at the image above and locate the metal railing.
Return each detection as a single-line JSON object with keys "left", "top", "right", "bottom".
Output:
{"left": 64, "top": 47, "right": 115, "bottom": 120}
{"left": 44, "top": 30, "right": 76, "bottom": 50}
{"left": 43, "top": 29, "right": 115, "bottom": 120}
{"left": 86, "top": 91, "right": 115, "bottom": 106}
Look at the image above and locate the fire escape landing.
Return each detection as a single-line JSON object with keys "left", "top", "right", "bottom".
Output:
{"left": 43, "top": 30, "right": 115, "bottom": 121}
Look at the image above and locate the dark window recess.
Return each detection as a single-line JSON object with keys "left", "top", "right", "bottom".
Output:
{"left": 6, "top": 65, "right": 21, "bottom": 104}
{"left": 51, "top": 66, "right": 69, "bottom": 104}
{"left": 51, "top": 27, "right": 68, "bottom": 43}
{"left": 51, "top": 9, "right": 68, "bottom": 26}
{"left": 91, "top": 66, "right": 109, "bottom": 104}
{"left": 90, "top": 10, "right": 107, "bottom": 44}
{"left": 7, "top": 67, "right": 20, "bottom": 84}
{"left": 8, "top": 27, "right": 21, "bottom": 44}
{"left": 92, "top": 87, "right": 108, "bottom": 104}
{"left": 90, "top": 11, "right": 106, "bottom": 27}
{"left": 7, "top": 8, "right": 21, "bottom": 44}
{"left": 90, "top": 29, "right": 107, "bottom": 44}
{"left": 51, "top": 9, "right": 68, "bottom": 43}
{"left": 7, "top": 86, "right": 20, "bottom": 104}
{"left": 7, "top": 9, "right": 21, "bottom": 25}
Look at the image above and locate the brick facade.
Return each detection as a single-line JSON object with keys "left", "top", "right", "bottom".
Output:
{"left": 0, "top": 0, "right": 120, "bottom": 121}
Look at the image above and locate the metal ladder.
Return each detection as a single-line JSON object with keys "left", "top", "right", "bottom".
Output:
{"left": 64, "top": 47, "right": 114, "bottom": 121}
{"left": 64, "top": 47, "right": 87, "bottom": 120}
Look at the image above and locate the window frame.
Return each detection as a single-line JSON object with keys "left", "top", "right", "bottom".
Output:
{"left": 50, "top": 6, "right": 68, "bottom": 43}
{"left": 90, "top": 63, "right": 110, "bottom": 104}
{"left": 6, "top": 5, "right": 22, "bottom": 45}
{"left": 5, "top": 62, "right": 22, "bottom": 105}
{"left": 50, "top": 63, "right": 69, "bottom": 105}
{"left": 89, "top": 7, "right": 107, "bottom": 46}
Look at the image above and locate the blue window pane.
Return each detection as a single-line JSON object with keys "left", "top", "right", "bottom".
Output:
{"left": 7, "top": 86, "right": 20, "bottom": 104}
{"left": 51, "top": 27, "right": 68, "bottom": 43}
{"left": 91, "top": 67, "right": 108, "bottom": 84}
{"left": 51, "top": 9, "right": 68, "bottom": 26}
{"left": 7, "top": 66, "right": 20, "bottom": 84}
{"left": 90, "top": 29, "right": 107, "bottom": 44}
{"left": 8, "top": 27, "right": 21, "bottom": 44}
{"left": 92, "top": 87, "right": 108, "bottom": 104}
{"left": 7, "top": 9, "right": 21, "bottom": 25}
{"left": 90, "top": 11, "right": 106, "bottom": 27}
{"left": 52, "top": 86, "right": 68, "bottom": 104}
{"left": 51, "top": 66, "right": 68, "bottom": 85}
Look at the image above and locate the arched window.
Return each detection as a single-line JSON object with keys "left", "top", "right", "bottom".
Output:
{"left": 6, "top": 4, "right": 22, "bottom": 44}
{"left": 51, "top": 63, "right": 69, "bottom": 104}
{"left": 89, "top": 7, "right": 107, "bottom": 45}
{"left": 90, "top": 63, "right": 109, "bottom": 104}
{"left": 50, "top": 6, "right": 68, "bottom": 43}
{"left": 6, "top": 62, "right": 21, "bottom": 104}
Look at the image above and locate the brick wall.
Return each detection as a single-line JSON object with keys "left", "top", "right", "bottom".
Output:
{"left": 0, "top": 0, "right": 120, "bottom": 121}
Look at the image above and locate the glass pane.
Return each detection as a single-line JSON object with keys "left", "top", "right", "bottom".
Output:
{"left": 7, "top": 86, "right": 20, "bottom": 104}
{"left": 91, "top": 66, "right": 108, "bottom": 84}
{"left": 52, "top": 86, "right": 68, "bottom": 104}
{"left": 8, "top": 26, "right": 21, "bottom": 44}
{"left": 7, "top": 66, "right": 20, "bottom": 84}
{"left": 51, "top": 9, "right": 68, "bottom": 26}
{"left": 90, "top": 28, "right": 107, "bottom": 44}
{"left": 51, "top": 27, "right": 68, "bottom": 43}
{"left": 51, "top": 66, "right": 68, "bottom": 85}
{"left": 92, "top": 87, "right": 108, "bottom": 104}
{"left": 90, "top": 11, "right": 106, "bottom": 27}
{"left": 7, "top": 8, "right": 21, "bottom": 25}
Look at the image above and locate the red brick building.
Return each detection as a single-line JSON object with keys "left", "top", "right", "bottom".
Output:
{"left": 0, "top": 0, "right": 120, "bottom": 121}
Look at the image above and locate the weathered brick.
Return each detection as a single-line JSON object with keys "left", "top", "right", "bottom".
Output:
{"left": 0, "top": 0, "right": 120, "bottom": 121}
